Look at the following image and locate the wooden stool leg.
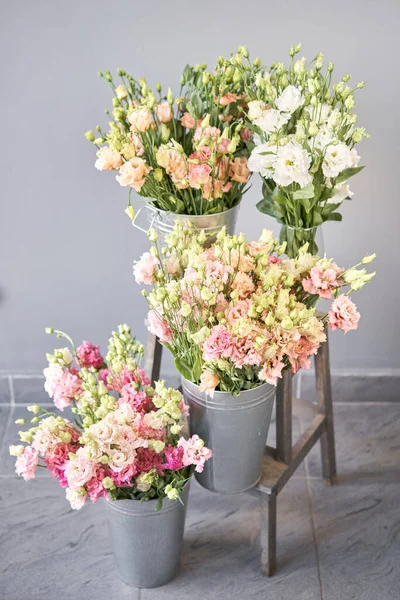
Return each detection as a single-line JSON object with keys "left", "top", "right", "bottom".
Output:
{"left": 260, "top": 493, "right": 277, "bottom": 576}
{"left": 276, "top": 369, "right": 293, "bottom": 464}
{"left": 314, "top": 336, "right": 337, "bottom": 484}
{"left": 144, "top": 333, "right": 163, "bottom": 385}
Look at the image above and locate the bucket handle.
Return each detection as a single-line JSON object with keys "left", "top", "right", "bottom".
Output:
{"left": 131, "top": 202, "right": 159, "bottom": 235}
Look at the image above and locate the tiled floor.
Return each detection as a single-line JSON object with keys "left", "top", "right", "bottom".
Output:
{"left": 0, "top": 374, "right": 399, "bottom": 600}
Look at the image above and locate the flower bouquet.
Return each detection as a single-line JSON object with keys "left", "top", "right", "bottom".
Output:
{"left": 134, "top": 223, "right": 375, "bottom": 492}
{"left": 85, "top": 47, "right": 262, "bottom": 222}
{"left": 245, "top": 44, "right": 369, "bottom": 257}
{"left": 10, "top": 324, "right": 211, "bottom": 587}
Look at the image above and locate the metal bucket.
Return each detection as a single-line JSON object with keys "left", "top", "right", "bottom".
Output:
{"left": 104, "top": 483, "right": 190, "bottom": 588}
{"left": 132, "top": 202, "right": 241, "bottom": 245}
{"left": 181, "top": 378, "right": 275, "bottom": 494}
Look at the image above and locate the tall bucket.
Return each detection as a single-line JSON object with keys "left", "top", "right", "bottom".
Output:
{"left": 104, "top": 483, "right": 190, "bottom": 588}
{"left": 181, "top": 379, "right": 275, "bottom": 494}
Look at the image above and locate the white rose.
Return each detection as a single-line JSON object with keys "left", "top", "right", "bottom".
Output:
{"left": 275, "top": 85, "right": 304, "bottom": 114}
{"left": 247, "top": 100, "right": 265, "bottom": 121}
{"left": 328, "top": 182, "right": 354, "bottom": 204}
{"left": 322, "top": 143, "right": 353, "bottom": 178}
{"left": 273, "top": 141, "right": 312, "bottom": 188}
{"left": 254, "top": 109, "right": 289, "bottom": 134}
{"left": 248, "top": 143, "right": 276, "bottom": 178}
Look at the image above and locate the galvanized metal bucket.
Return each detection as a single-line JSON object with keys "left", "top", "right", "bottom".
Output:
{"left": 104, "top": 483, "right": 190, "bottom": 588}
{"left": 132, "top": 201, "right": 241, "bottom": 245}
{"left": 181, "top": 379, "right": 275, "bottom": 494}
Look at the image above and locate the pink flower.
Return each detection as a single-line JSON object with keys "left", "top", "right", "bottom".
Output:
{"left": 240, "top": 127, "right": 252, "bottom": 142}
{"left": 76, "top": 341, "right": 104, "bottom": 369}
{"left": 229, "top": 157, "right": 251, "bottom": 183}
{"left": 202, "top": 325, "right": 233, "bottom": 362}
{"left": 194, "top": 126, "right": 221, "bottom": 142}
{"left": 66, "top": 488, "right": 87, "bottom": 510}
{"left": 15, "top": 447, "right": 38, "bottom": 480}
{"left": 132, "top": 133, "right": 144, "bottom": 157}
{"left": 178, "top": 435, "right": 212, "bottom": 473}
{"left": 189, "top": 146, "right": 211, "bottom": 163}
{"left": 328, "top": 295, "right": 360, "bottom": 334}
{"left": 188, "top": 163, "right": 211, "bottom": 189}
{"left": 232, "top": 271, "right": 255, "bottom": 298}
{"left": 119, "top": 385, "right": 154, "bottom": 413}
{"left": 147, "top": 310, "right": 172, "bottom": 343}
{"left": 53, "top": 370, "right": 83, "bottom": 411}
{"left": 259, "top": 359, "right": 286, "bottom": 385}
{"left": 86, "top": 468, "right": 108, "bottom": 503}
{"left": 216, "top": 138, "right": 230, "bottom": 154}
{"left": 95, "top": 147, "right": 123, "bottom": 171}
{"left": 44, "top": 443, "right": 76, "bottom": 488}
{"left": 218, "top": 93, "right": 238, "bottom": 106}
{"left": 225, "top": 299, "right": 252, "bottom": 325}
{"left": 302, "top": 265, "right": 344, "bottom": 300}
{"left": 116, "top": 157, "right": 152, "bottom": 191}
{"left": 163, "top": 445, "right": 184, "bottom": 471}
{"left": 199, "top": 370, "right": 219, "bottom": 397}
{"left": 180, "top": 112, "right": 196, "bottom": 129}
{"left": 156, "top": 101, "right": 173, "bottom": 123}
{"left": 133, "top": 252, "right": 159, "bottom": 285}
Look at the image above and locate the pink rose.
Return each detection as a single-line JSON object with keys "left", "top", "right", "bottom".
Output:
{"left": 189, "top": 163, "right": 211, "bottom": 189}
{"left": 116, "top": 157, "right": 152, "bottom": 191}
{"left": 128, "top": 107, "right": 153, "bottom": 132}
{"left": 15, "top": 447, "right": 39, "bottom": 480}
{"left": 95, "top": 147, "right": 123, "bottom": 171}
{"left": 156, "top": 101, "right": 173, "bottom": 123}
{"left": 76, "top": 341, "right": 104, "bottom": 369}
{"left": 180, "top": 112, "right": 196, "bottom": 129}
{"left": 133, "top": 252, "right": 159, "bottom": 285}
{"left": 328, "top": 295, "right": 360, "bottom": 334}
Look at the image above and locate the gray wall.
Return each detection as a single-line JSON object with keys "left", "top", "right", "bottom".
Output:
{"left": 1, "top": 0, "right": 399, "bottom": 374}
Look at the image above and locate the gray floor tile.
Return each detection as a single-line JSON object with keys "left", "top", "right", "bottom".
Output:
{"left": 0, "top": 377, "right": 11, "bottom": 403}
{"left": 301, "top": 374, "right": 400, "bottom": 403}
{"left": 0, "top": 478, "right": 139, "bottom": 600}
{"left": 303, "top": 404, "right": 400, "bottom": 479}
{"left": 142, "top": 479, "right": 320, "bottom": 600}
{"left": 0, "top": 405, "right": 11, "bottom": 454}
{"left": 13, "top": 377, "right": 49, "bottom": 405}
{"left": 311, "top": 479, "right": 400, "bottom": 600}
{"left": 0, "top": 405, "right": 77, "bottom": 476}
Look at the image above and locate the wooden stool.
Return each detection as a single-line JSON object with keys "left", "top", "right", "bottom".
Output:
{"left": 144, "top": 333, "right": 337, "bottom": 577}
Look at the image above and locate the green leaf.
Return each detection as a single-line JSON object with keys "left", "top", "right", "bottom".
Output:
{"left": 174, "top": 357, "right": 193, "bottom": 381}
{"left": 312, "top": 211, "right": 324, "bottom": 226}
{"left": 335, "top": 166, "right": 364, "bottom": 185}
{"left": 256, "top": 198, "right": 282, "bottom": 219}
{"left": 273, "top": 194, "right": 289, "bottom": 205}
{"left": 321, "top": 202, "right": 341, "bottom": 217}
{"left": 192, "top": 354, "right": 202, "bottom": 382}
{"left": 292, "top": 182, "right": 315, "bottom": 200}
{"left": 301, "top": 197, "right": 312, "bottom": 213}
{"left": 325, "top": 212, "right": 343, "bottom": 222}
{"left": 190, "top": 92, "right": 203, "bottom": 119}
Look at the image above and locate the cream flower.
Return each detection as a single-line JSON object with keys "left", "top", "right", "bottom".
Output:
{"left": 248, "top": 143, "right": 276, "bottom": 178}
{"left": 247, "top": 100, "right": 266, "bottom": 121}
{"left": 305, "top": 103, "right": 332, "bottom": 125}
{"left": 128, "top": 107, "right": 152, "bottom": 133}
{"left": 116, "top": 157, "right": 152, "bottom": 191}
{"left": 275, "top": 85, "right": 304, "bottom": 114}
{"left": 328, "top": 182, "right": 354, "bottom": 204}
{"left": 95, "top": 147, "right": 123, "bottom": 171}
{"left": 273, "top": 141, "right": 312, "bottom": 188}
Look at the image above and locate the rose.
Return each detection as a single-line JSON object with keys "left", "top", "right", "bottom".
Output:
{"left": 116, "top": 157, "right": 152, "bottom": 191}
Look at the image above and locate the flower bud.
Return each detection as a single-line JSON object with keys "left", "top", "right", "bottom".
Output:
{"left": 148, "top": 228, "right": 159, "bottom": 242}
{"left": 156, "top": 82, "right": 162, "bottom": 92}
{"left": 154, "top": 167, "right": 163, "bottom": 182}
{"left": 342, "top": 74, "right": 351, "bottom": 82}
{"left": 9, "top": 445, "right": 25, "bottom": 457}
{"left": 27, "top": 404, "right": 41, "bottom": 414}
{"left": 167, "top": 87, "right": 174, "bottom": 105}
{"left": 254, "top": 57, "right": 261, "bottom": 68}
{"left": 84, "top": 130, "right": 95, "bottom": 142}
{"left": 112, "top": 97, "right": 120, "bottom": 108}
{"left": 308, "top": 121, "right": 319, "bottom": 137}
{"left": 361, "top": 253, "right": 376, "bottom": 264}
{"left": 102, "top": 477, "right": 115, "bottom": 490}
{"left": 202, "top": 71, "right": 210, "bottom": 85}
{"left": 19, "top": 430, "right": 33, "bottom": 442}
{"left": 125, "top": 205, "right": 135, "bottom": 220}
{"left": 327, "top": 62, "right": 334, "bottom": 72}
{"left": 161, "top": 124, "right": 170, "bottom": 143}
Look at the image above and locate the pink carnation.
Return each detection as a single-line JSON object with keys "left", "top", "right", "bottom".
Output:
{"left": 163, "top": 445, "right": 185, "bottom": 471}
{"left": 48, "top": 369, "right": 82, "bottom": 411}
{"left": 44, "top": 443, "right": 76, "bottom": 488}
{"left": 76, "top": 341, "right": 104, "bottom": 369}
{"left": 15, "top": 447, "right": 39, "bottom": 480}
{"left": 178, "top": 435, "right": 212, "bottom": 473}
{"left": 133, "top": 252, "right": 159, "bottom": 285}
{"left": 119, "top": 385, "right": 154, "bottom": 413}
{"left": 86, "top": 468, "right": 109, "bottom": 503}
{"left": 202, "top": 325, "right": 233, "bottom": 362}
{"left": 302, "top": 265, "right": 343, "bottom": 300}
{"left": 328, "top": 295, "right": 360, "bottom": 334}
{"left": 259, "top": 359, "right": 286, "bottom": 385}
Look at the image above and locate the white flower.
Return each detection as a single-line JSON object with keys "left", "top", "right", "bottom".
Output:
{"left": 254, "top": 109, "right": 289, "bottom": 134}
{"left": 326, "top": 109, "right": 342, "bottom": 130}
{"left": 328, "top": 182, "right": 354, "bottom": 204}
{"left": 247, "top": 100, "right": 265, "bottom": 121}
{"left": 314, "top": 126, "right": 335, "bottom": 150}
{"left": 305, "top": 103, "right": 332, "bottom": 125}
{"left": 273, "top": 141, "right": 312, "bottom": 188}
{"left": 275, "top": 85, "right": 304, "bottom": 114}
{"left": 322, "top": 143, "right": 353, "bottom": 178}
{"left": 349, "top": 148, "right": 360, "bottom": 167}
{"left": 66, "top": 488, "right": 87, "bottom": 510}
{"left": 43, "top": 363, "right": 63, "bottom": 398}
{"left": 58, "top": 348, "right": 73, "bottom": 367}
{"left": 248, "top": 143, "right": 276, "bottom": 178}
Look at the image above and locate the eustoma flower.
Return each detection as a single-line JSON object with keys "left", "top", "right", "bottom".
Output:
{"left": 10, "top": 325, "right": 211, "bottom": 510}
